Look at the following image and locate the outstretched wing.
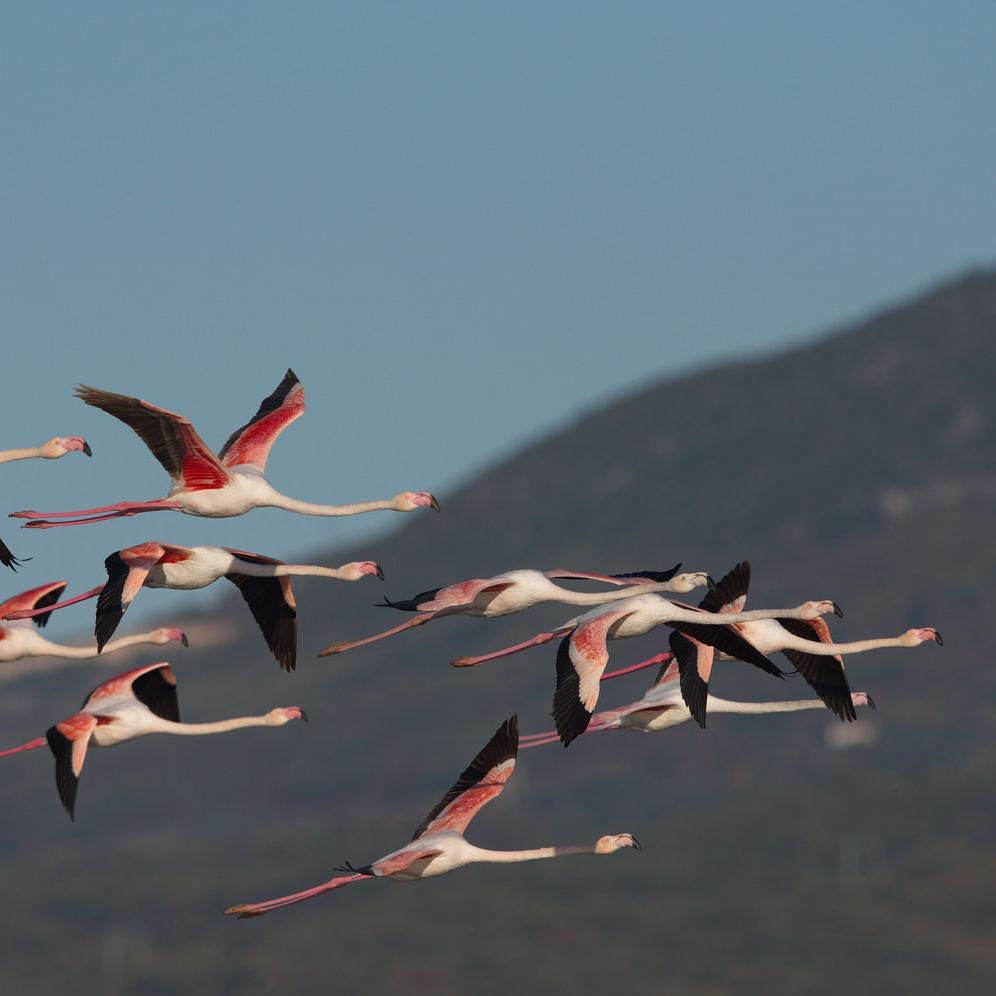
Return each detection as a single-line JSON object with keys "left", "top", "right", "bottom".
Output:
{"left": 776, "top": 617, "right": 856, "bottom": 722}
{"left": 218, "top": 369, "right": 305, "bottom": 471}
{"left": 96, "top": 542, "right": 172, "bottom": 651}
{"left": 46, "top": 713, "right": 98, "bottom": 820}
{"left": 414, "top": 579, "right": 516, "bottom": 613}
{"left": 75, "top": 385, "right": 229, "bottom": 491}
{"left": 0, "top": 581, "right": 68, "bottom": 629}
{"left": 552, "top": 610, "right": 635, "bottom": 746}
{"left": 669, "top": 631, "right": 714, "bottom": 728}
{"left": 83, "top": 662, "right": 179, "bottom": 721}
{"left": 546, "top": 563, "right": 681, "bottom": 586}
{"left": 0, "top": 536, "right": 26, "bottom": 571}
{"left": 226, "top": 560, "right": 297, "bottom": 671}
{"left": 699, "top": 561, "right": 750, "bottom": 614}
{"left": 412, "top": 715, "right": 518, "bottom": 840}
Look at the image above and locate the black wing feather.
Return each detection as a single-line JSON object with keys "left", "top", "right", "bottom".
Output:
{"left": 412, "top": 715, "right": 519, "bottom": 840}
{"left": 699, "top": 561, "right": 750, "bottom": 613}
{"left": 551, "top": 635, "right": 592, "bottom": 748}
{"left": 218, "top": 368, "right": 301, "bottom": 460}
{"left": 227, "top": 574, "right": 297, "bottom": 672}
{"left": 669, "top": 631, "right": 710, "bottom": 729}
{"left": 30, "top": 584, "right": 68, "bottom": 629}
{"left": 132, "top": 668, "right": 181, "bottom": 723}
{"left": 670, "top": 618, "right": 786, "bottom": 678}
{"left": 95, "top": 552, "right": 130, "bottom": 651}
{"left": 0, "top": 536, "right": 26, "bottom": 571}
{"left": 375, "top": 587, "right": 443, "bottom": 612}
{"left": 45, "top": 726, "right": 80, "bottom": 820}
{"left": 608, "top": 562, "right": 682, "bottom": 584}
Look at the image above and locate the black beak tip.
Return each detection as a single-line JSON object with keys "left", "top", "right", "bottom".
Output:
{"left": 429, "top": 495, "right": 441, "bottom": 512}
{"left": 376, "top": 565, "right": 385, "bottom": 580}
{"left": 631, "top": 836, "right": 642, "bottom": 851}
{"left": 935, "top": 631, "right": 944, "bottom": 646}
{"left": 82, "top": 441, "right": 93, "bottom": 457}
{"left": 705, "top": 575, "right": 717, "bottom": 591}
{"left": 299, "top": 709, "right": 309, "bottom": 722}
{"left": 832, "top": 601, "right": 844, "bottom": 618}
{"left": 866, "top": 694, "right": 877, "bottom": 711}
{"left": 180, "top": 632, "right": 189, "bottom": 647}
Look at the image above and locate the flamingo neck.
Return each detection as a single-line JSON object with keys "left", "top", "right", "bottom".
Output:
{"left": 0, "top": 736, "right": 47, "bottom": 757}
{"left": 155, "top": 715, "right": 273, "bottom": 736}
{"left": 467, "top": 843, "right": 596, "bottom": 864}
{"left": 660, "top": 603, "right": 820, "bottom": 625}
{"left": 265, "top": 493, "right": 396, "bottom": 517}
{"left": 231, "top": 561, "right": 349, "bottom": 580}
{"left": 25, "top": 630, "right": 166, "bottom": 660}
{"left": 787, "top": 635, "right": 907, "bottom": 654}
{"left": 706, "top": 697, "right": 824, "bottom": 715}
{"left": 552, "top": 583, "right": 674, "bottom": 607}
{"left": 0, "top": 447, "right": 46, "bottom": 464}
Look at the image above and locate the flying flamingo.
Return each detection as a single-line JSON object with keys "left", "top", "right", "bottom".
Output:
{"left": 3, "top": 542, "right": 383, "bottom": 672}
{"left": 318, "top": 563, "right": 713, "bottom": 657}
{"left": 1, "top": 436, "right": 91, "bottom": 568}
{"left": 0, "top": 661, "right": 305, "bottom": 819}
{"left": 0, "top": 581, "right": 187, "bottom": 663}
{"left": 520, "top": 661, "right": 877, "bottom": 746}
{"left": 10, "top": 370, "right": 438, "bottom": 529}
{"left": 225, "top": 715, "right": 638, "bottom": 919}
{"left": 657, "top": 561, "right": 942, "bottom": 726}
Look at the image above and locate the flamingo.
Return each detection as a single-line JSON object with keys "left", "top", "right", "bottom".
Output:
{"left": 3, "top": 542, "right": 383, "bottom": 672}
{"left": 1, "top": 436, "right": 91, "bottom": 568}
{"left": 225, "top": 715, "right": 638, "bottom": 919}
{"left": 0, "top": 661, "right": 305, "bottom": 819}
{"left": 520, "top": 661, "right": 877, "bottom": 746}
{"left": 318, "top": 563, "right": 713, "bottom": 657}
{"left": 659, "top": 562, "right": 942, "bottom": 726}
{"left": 0, "top": 581, "right": 187, "bottom": 663}
{"left": 10, "top": 370, "right": 438, "bottom": 529}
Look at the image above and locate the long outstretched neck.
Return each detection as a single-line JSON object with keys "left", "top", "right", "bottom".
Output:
{"left": 0, "top": 448, "right": 45, "bottom": 464}
{"left": 2, "top": 585, "right": 104, "bottom": 621}
{"left": 706, "top": 697, "right": 825, "bottom": 715}
{"left": 157, "top": 716, "right": 274, "bottom": 736}
{"left": 267, "top": 494, "right": 398, "bottom": 517}
{"left": 468, "top": 843, "right": 600, "bottom": 863}
{"left": 32, "top": 630, "right": 172, "bottom": 660}
{"left": 0, "top": 737, "right": 47, "bottom": 758}
{"left": 664, "top": 605, "right": 826, "bottom": 625}
{"left": 552, "top": 583, "right": 682, "bottom": 607}
{"left": 786, "top": 635, "right": 910, "bottom": 655}
{"left": 232, "top": 561, "right": 352, "bottom": 580}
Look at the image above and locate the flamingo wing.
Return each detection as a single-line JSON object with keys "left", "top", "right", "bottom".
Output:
{"left": 0, "top": 581, "right": 68, "bottom": 629}
{"left": 218, "top": 369, "right": 305, "bottom": 471}
{"left": 95, "top": 542, "right": 174, "bottom": 650}
{"left": 552, "top": 610, "right": 635, "bottom": 746}
{"left": 669, "top": 616, "right": 785, "bottom": 678}
{"left": 415, "top": 579, "right": 516, "bottom": 613}
{"left": 75, "top": 385, "right": 229, "bottom": 491}
{"left": 373, "top": 848, "right": 446, "bottom": 877}
{"left": 46, "top": 712, "right": 98, "bottom": 819}
{"left": 82, "top": 662, "right": 178, "bottom": 717}
{"left": 699, "top": 560, "right": 750, "bottom": 614}
{"left": 654, "top": 658, "right": 681, "bottom": 686}
{"left": 0, "top": 537, "right": 26, "bottom": 571}
{"left": 546, "top": 563, "right": 681, "bottom": 586}
{"left": 412, "top": 715, "right": 518, "bottom": 840}
{"left": 776, "top": 617, "right": 856, "bottom": 722}
{"left": 668, "top": 631, "right": 715, "bottom": 728}
{"left": 225, "top": 564, "right": 297, "bottom": 672}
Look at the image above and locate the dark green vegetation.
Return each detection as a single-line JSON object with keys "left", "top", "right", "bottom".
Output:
{"left": 2, "top": 271, "right": 994, "bottom": 994}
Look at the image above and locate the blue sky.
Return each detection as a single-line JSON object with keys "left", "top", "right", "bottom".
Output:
{"left": 2, "top": 2, "right": 994, "bottom": 625}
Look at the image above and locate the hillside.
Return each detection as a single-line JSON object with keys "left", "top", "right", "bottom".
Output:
{"left": 1, "top": 270, "right": 994, "bottom": 995}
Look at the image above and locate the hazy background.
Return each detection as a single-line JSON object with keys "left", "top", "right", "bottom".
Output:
{"left": 2, "top": 4, "right": 995, "bottom": 995}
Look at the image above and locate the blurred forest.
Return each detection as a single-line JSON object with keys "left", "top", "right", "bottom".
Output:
{"left": 1, "top": 270, "right": 994, "bottom": 994}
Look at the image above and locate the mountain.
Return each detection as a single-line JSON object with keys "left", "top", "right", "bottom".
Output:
{"left": 1, "top": 270, "right": 994, "bottom": 995}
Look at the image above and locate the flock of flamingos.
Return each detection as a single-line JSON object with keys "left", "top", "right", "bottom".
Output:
{"left": 0, "top": 370, "right": 942, "bottom": 918}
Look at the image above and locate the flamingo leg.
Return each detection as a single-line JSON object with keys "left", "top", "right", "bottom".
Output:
{"left": 12, "top": 501, "right": 180, "bottom": 528}
{"left": 0, "top": 737, "right": 47, "bottom": 758}
{"left": 318, "top": 612, "right": 438, "bottom": 656}
{"left": 601, "top": 652, "right": 672, "bottom": 681}
{"left": 450, "top": 629, "right": 567, "bottom": 668}
{"left": 3, "top": 585, "right": 105, "bottom": 621}
{"left": 226, "top": 873, "right": 367, "bottom": 918}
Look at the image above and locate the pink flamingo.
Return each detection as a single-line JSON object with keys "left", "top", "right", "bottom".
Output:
{"left": 1, "top": 436, "right": 91, "bottom": 568}
{"left": 10, "top": 370, "right": 438, "bottom": 529}
{"left": 319, "top": 563, "right": 713, "bottom": 657}
{"left": 4, "top": 542, "right": 383, "bottom": 672}
{"left": 0, "top": 661, "right": 306, "bottom": 819}
{"left": 0, "top": 581, "right": 187, "bottom": 663}
{"left": 225, "top": 715, "right": 638, "bottom": 919}
{"left": 658, "top": 562, "right": 941, "bottom": 726}
{"left": 521, "top": 661, "right": 877, "bottom": 746}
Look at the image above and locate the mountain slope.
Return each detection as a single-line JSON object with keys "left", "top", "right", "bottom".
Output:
{"left": 1, "top": 269, "right": 993, "bottom": 995}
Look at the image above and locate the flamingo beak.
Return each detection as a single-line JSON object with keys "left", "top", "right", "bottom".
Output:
{"left": 375, "top": 563, "right": 385, "bottom": 580}
{"left": 866, "top": 693, "right": 877, "bottom": 711}
{"left": 429, "top": 494, "right": 440, "bottom": 512}
{"left": 180, "top": 632, "right": 189, "bottom": 647}
{"left": 82, "top": 440, "right": 92, "bottom": 457}
{"left": 832, "top": 602, "right": 844, "bottom": 618}
{"left": 705, "top": 575, "right": 717, "bottom": 592}
{"left": 631, "top": 835, "right": 642, "bottom": 851}
{"left": 298, "top": 709, "right": 309, "bottom": 722}
{"left": 934, "top": 630, "right": 943, "bottom": 646}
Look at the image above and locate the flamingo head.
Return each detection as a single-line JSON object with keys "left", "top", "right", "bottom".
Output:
{"left": 595, "top": 833, "right": 641, "bottom": 854}
{"left": 851, "top": 691, "right": 877, "bottom": 710}
{"left": 668, "top": 571, "right": 714, "bottom": 593}
{"left": 267, "top": 706, "right": 309, "bottom": 726}
{"left": 393, "top": 491, "right": 440, "bottom": 512}
{"left": 154, "top": 628, "right": 189, "bottom": 646}
{"left": 800, "top": 599, "right": 843, "bottom": 620}
{"left": 900, "top": 627, "right": 943, "bottom": 647}
{"left": 44, "top": 437, "right": 92, "bottom": 458}
{"left": 339, "top": 560, "right": 385, "bottom": 581}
